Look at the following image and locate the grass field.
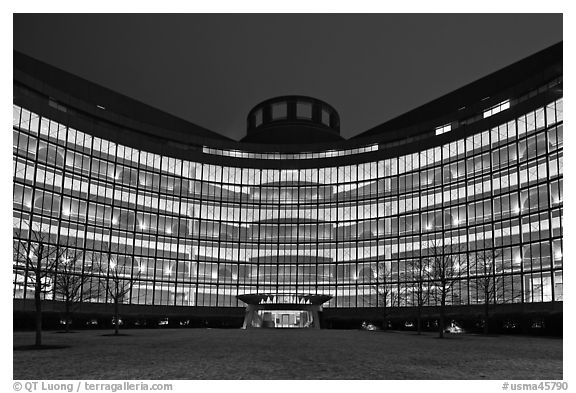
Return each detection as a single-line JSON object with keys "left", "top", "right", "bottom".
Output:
{"left": 13, "top": 329, "right": 562, "bottom": 380}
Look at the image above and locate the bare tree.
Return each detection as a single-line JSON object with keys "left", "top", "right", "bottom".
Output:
{"left": 407, "top": 258, "right": 430, "bottom": 335}
{"left": 424, "top": 239, "right": 466, "bottom": 338}
{"left": 94, "top": 246, "right": 138, "bottom": 335}
{"left": 376, "top": 261, "right": 397, "bottom": 330}
{"left": 13, "top": 225, "right": 67, "bottom": 346}
{"left": 53, "top": 249, "right": 91, "bottom": 333}
{"left": 471, "top": 248, "right": 508, "bottom": 335}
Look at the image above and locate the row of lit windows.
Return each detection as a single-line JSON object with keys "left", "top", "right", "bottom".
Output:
{"left": 14, "top": 198, "right": 561, "bottom": 246}
{"left": 14, "top": 269, "right": 562, "bottom": 308}
{"left": 14, "top": 271, "right": 560, "bottom": 306}
{"left": 13, "top": 99, "right": 562, "bottom": 184}
{"left": 201, "top": 145, "right": 379, "bottom": 160}
{"left": 19, "top": 128, "right": 555, "bottom": 189}
{"left": 13, "top": 209, "right": 561, "bottom": 272}
{"left": 13, "top": 158, "right": 562, "bottom": 234}
{"left": 16, "top": 129, "right": 562, "bottom": 204}
{"left": 14, "top": 143, "right": 563, "bottom": 217}
{"left": 14, "top": 160, "right": 562, "bottom": 207}
{"left": 13, "top": 145, "right": 562, "bottom": 220}
{"left": 14, "top": 183, "right": 562, "bottom": 247}
{"left": 13, "top": 232, "right": 561, "bottom": 281}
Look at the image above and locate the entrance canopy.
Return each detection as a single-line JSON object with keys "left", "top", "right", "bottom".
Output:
{"left": 237, "top": 293, "right": 332, "bottom": 329}
{"left": 237, "top": 293, "right": 332, "bottom": 306}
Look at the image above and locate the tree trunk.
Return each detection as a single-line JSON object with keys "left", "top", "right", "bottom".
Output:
{"left": 438, "top": 293, "right": 445, "bottom": 339}
{"left": 483, "top": 293, "right": 490, "bottom": 335}
{"left": 65, "top": 300, "right": 71, "bottom": 333}
{"left": 114, "top": 298, "right": 119, "bottom": 335}
{"left": 382, "top": 303, "right": 388, "bottom": 331}
{"left": 416, "top": 280, "right": 423, "bottom": 335}
{"left": 34, "top": 284, "right": 42, "bottom": 346}
{"left": 417, "top": 304, "right": 422, "bottom": 335}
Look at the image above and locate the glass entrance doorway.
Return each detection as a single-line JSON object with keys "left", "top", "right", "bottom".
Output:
{"left": 257, "top": 310, "right": 312, "bottom": 328}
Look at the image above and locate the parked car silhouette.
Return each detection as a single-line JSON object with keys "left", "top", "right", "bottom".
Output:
{"left": 444, "top": 321, "right": 464, "bottom": 334}
{"left": 361, "top": 321, "right": 380, "bottom": 331}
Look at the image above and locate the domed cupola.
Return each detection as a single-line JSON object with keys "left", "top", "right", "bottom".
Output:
{"left": 241, "top": 96, "right": 343, "bottom": 144}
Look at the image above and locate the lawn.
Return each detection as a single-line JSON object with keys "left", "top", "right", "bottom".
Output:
{"left": 13, "top": 329, "right": 562, "bottom": 380}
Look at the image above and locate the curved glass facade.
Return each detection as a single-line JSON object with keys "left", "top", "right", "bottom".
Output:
{"left": 12, "top": 98, "right": 563, "bottom": 309}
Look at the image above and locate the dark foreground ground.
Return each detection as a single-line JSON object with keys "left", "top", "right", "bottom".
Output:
{"left": 13, "top": 329, "right": 562, "bottom": 379}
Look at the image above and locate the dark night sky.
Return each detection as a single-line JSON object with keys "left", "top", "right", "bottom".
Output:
{"left": 13, "top": 14, "right": 562, "bottom": 141}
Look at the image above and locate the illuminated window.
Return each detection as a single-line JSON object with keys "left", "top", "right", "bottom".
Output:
{"left": 483, "top": 99, "right": 510, "bottom": 118}
{"left": 435, "top": 123, "right": 452, "bottom": 135}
